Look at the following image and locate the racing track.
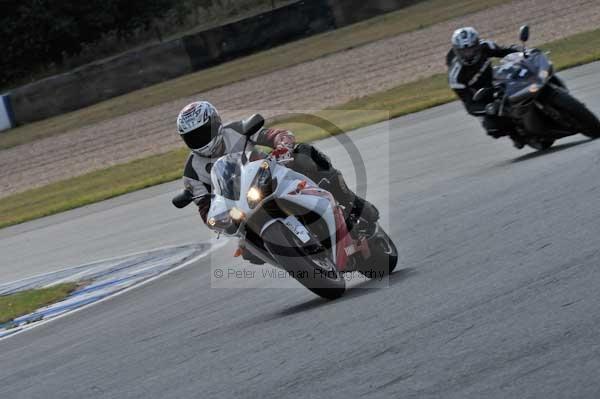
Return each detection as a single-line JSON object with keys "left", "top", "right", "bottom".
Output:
{"left": 1, "top": 62, "right": 600, "bottom": 398}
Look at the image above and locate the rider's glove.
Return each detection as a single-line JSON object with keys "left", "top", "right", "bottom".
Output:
{"left": 271, "top": 145, "right": 294, "bottom": 164}
{"left": 269, "top": 128, "right": 295, "bottom": 164}
{"left": 271, "top": 128, "right": 295, "bottom": 149}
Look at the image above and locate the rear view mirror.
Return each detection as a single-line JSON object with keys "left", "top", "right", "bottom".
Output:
{"left": 172, "top": 190, "right": 194, "bottom": 209}
{"left": 241, "top": 114, "right": 265, "bottom": 137}
{"left": 519, "top": 25, "right": 530, "bottom": 43}
{"left": 240, "top": 113, "right": 265, "bottom": 165}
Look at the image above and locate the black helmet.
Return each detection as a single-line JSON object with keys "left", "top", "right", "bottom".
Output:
{"left": 452, "top": 27, "right": 482, "bottom": 66}
{"left": 177, "top": 101, "right": 224, "bottom": 157}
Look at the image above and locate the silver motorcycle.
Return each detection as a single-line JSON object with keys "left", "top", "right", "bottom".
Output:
{"left": 201, "top": 116, "right": 398, "bottom": 299}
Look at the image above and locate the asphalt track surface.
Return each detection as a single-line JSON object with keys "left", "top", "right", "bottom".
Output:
{"left": 2, "top": 62, "right": 600, "bottom": 398}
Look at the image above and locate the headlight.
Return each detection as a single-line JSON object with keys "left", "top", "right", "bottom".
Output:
{"left": 207, "top": 211, "right": 238, "bottom": 235}
{"left": 247, "top": 187, "right": 262, "bottom": 203}
{"left": 529, "top": 83, "right": 541, "bottom": 93}
{"left": 229, "top": 207, "right": 245, "bottom": 221}
{"left": 248, "top": 164, "right": 274, "bottom": 208}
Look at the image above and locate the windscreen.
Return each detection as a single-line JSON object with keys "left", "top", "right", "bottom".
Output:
{"left": 211, "top": 153, "right": 243, "bottom": 201}
{"left": 494, "top": 51, "right": 550, "bottom": 98}
{"left": 495, "top": 53, "right": 537, "bottom": 97}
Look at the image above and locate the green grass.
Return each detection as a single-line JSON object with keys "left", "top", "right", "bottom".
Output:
{"left": 0, "top": 149, "right": 189, "bottom": 227}
{"left": 0, "top": 283, "right": 78, "bottom": 324}
{"left": 0, "top": 0, "right": 505, "bottom": 151}
{"left": 2, "top": 28, "right": 600, "bottom": 229}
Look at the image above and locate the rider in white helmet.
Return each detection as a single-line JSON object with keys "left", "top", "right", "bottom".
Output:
{"left": 447, "top": 27, "right": 524, "bottom": 148}
{"left": 174, "top": 101, "right": 379, "bottom": 262}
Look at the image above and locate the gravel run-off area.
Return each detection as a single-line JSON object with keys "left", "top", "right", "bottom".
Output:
{"left": 2, "top": 0, "right": 600, "bottom": 198}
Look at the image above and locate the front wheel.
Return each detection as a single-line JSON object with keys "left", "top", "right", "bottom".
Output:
{"left": 544, "top": 85, "right": 600, "bottom": 138}
{"left": 262, "top": 222, "right": 346, "bottom": 300}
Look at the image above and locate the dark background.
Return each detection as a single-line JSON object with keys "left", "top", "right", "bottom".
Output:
{"left": 3, "top": 0, "right": 418, "bottom": 124}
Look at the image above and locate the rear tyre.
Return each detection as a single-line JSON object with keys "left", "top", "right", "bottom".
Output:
{"left": 545, "top": 85, "right": 600, "bottom": 138}
{"left": 527, "top": 137, "right": 554, "bottom": 151}
{"left": 262, "top": 222, "right": 346, "bottom": 300}
{"left": 359, "top": 225, "right": 398, "bottom": 278}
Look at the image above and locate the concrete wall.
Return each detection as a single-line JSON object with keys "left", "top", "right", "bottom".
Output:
{"left": 183, "top": 0, "right": 333, "bottom": 71}
{"left": 329, "top": 0, "right": 420, "bottom": 27}
{"left": 7, "top": 0, "right": 421, "bottom": 127}
{"left": 10, "top": 40, "right": 193, "bottom": 125}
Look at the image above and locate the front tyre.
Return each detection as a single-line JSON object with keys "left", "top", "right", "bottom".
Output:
{"left": 545, "top": 85, "right": 600, "bottom": 138}
{"left": 262, "top": 222, "right": 346, "bottom": 300}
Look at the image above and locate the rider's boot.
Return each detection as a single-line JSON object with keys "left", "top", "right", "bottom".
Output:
{"left": 509, "top": 133, "right": 526, "bottom": 149}
{"left": 487, "top": 128, "right": 525, "bottom": 149}
{"left": 322, "top": 170, "right": 379, "bottom": 236}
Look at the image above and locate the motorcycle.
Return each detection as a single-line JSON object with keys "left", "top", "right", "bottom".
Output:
{"left": 474, "top": 25, "right": 600, "bottom": 150}
{"left": 173, "top": 114, "right": 397, "bottom": 299}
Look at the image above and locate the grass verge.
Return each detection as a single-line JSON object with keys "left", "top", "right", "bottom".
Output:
{"left": 0, "top": 283, "right": 78, "bottom": 324}
{"left": 0, "top": 0, "right": 505, "bottom": 150}
{"left": 2, "top": 28, "right": 600, "bottom": 229}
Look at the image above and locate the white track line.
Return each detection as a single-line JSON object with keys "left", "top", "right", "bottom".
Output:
{"left": 1, "top": 241, "right": 219, "bottom": 288}
{"left": 0, "top": 238, "right": 230, "bottom": 342}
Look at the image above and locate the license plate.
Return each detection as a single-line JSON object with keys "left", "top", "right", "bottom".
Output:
{"left": 283, "top": 216, "right": 311, "bottom": 243}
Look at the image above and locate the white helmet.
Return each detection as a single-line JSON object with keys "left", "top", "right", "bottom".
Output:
{"left": 452, "top": 27, "right": 482, "bottom": 66}
{"left": 177, "top": 101, "right": 224, "bottom": 157}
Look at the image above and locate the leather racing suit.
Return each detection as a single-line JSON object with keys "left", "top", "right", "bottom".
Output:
{"left": 447, "top": 40, "right": 520, "bottom": 139}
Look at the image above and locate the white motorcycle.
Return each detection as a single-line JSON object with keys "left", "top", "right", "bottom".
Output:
{"left": 174, "top": 115, "right": 398, "bottom": 299}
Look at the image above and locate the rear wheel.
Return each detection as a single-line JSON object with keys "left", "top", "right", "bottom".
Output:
{"left": 359, "top": 225, "right": 398, "bottom": 278}
{"left": 262, "top": 222, "right": 345, "bottom": 300}
{"left": 527, "top": 137, "right": 554, "bottom": 151}
{"left": 545, "top": 85, "right": 600, "bottom": 138}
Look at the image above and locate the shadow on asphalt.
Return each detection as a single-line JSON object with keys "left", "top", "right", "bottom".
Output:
{"left": 510, "top": 138, "right": 593, "bottom": 163}
{"left": 201, "top": 268, "right": 418, "bottom": 337}
{"left": 277, "top": 267, "right": 417, "bottom": 317}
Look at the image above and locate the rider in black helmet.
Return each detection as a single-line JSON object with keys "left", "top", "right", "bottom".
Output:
{"left": 447, "top": 27, "right": 525, "bottom": 148}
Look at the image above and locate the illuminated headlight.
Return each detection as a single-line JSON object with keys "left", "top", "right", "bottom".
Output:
{"left": 248, "top": 165, "right": 273, "bottom": 209}
{"left": 529, "top": 84, "right": 541, "bottom": 93}
{"left": 247, "top": 187, "right": 262, "bottom": 203}
{"left": 229, "top": 207, "right": 245, "bottom": 221}
{"left": 208, "top": 218, "right": 216, "bottom": 227}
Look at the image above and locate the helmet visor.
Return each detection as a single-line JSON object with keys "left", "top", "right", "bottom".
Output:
{"left": 181, "top": 122, "right": 214, "bottom": 150}
{"left": 456, "top": 45, "right": 482, "bottom": 65}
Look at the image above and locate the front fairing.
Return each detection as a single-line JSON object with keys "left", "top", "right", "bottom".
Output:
{"left": 207, "top": 151, "right": 340, "bottom": 266}
{"left": 207, "top": 151, "right": 334, "bottom": 230}
{"left": 207, "top": 152, "right": 317, "bottom": 236}
{"left": 211, "top": 154, "right": 243, "bottom": 201}
{"left": 207, "top": 153, "right": 250, "bottom": 235}
{"left": 494, "top": 50, "right": 552, "bottom": 103}
{"left": 207, "top": 194, "right": 239, "bottom": 235}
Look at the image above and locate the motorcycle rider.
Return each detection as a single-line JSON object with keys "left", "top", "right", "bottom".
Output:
{"left": 175, "top": 101, "right": 379, "bottom": 262}
{"left": 447, "top": 27, "right": 525, "bottom": 148}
